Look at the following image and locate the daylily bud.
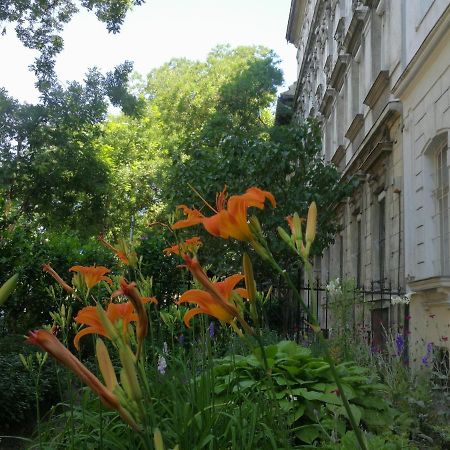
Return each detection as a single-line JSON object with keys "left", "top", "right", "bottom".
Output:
{"left": 277, "top": 227, "right": 296, "bottom": 252}
{"left": 292, "top": 213, "right": 303, "bottom": 241}
{"left": 42, "top": 264, "right": 74, "bottom": 294}
{"left": 19, "top": 353, "right": 29, "bottom": 370}
{"left": 250, "top": 240, "right": 269, "bottom": 261}
{"left": 248, "top": 215, "right": 263, "bottom": 238}
{"left": 243, "top": 253, "right": 257, "bottom": 303}
{"left": 0, "top": 273, "right": 18, "bottom": 306}
{"left": 96, "top": 339, "right": 118, "bottom": 391}
{"left": 26, "top": 329, "right": 120, "bottom": 410}
{"left": 116, "top": 279, "right": 148, "bottom": 358}
{"left": 119, "top": 345, "right": 142, "bottom": 402}
{"left": 154, "top": 428, "right": 165, "bottom": 450}
{"left": 305, "top": 202, "right": 317, "bottom": 244}
{"left": 96, "top": 303, "right": 119, "bottom": 342}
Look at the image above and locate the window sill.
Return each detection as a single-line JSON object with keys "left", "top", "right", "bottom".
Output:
{"left": 409, "top": 276, "right": 450, "bottom": 309}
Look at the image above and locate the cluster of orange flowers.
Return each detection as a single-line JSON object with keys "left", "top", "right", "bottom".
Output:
{"left": 27, "top": 186, "right": 317, "bottom": 431}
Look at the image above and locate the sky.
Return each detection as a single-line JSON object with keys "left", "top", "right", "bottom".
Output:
{"left": 0, "top": 0, "right": 298, "bottom": 105}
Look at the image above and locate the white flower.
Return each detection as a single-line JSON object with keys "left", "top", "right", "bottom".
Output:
{"left": 163, "top": 341, "right": 169, "bottom": 354}
{"left": 391, "top": 292, "right": 414, "bottom": 305}
{"left": 326, "top": 278, "right": 342, "bottom": 295}
{"left": 157, "top": 355, "right": 167, "bottom": 374}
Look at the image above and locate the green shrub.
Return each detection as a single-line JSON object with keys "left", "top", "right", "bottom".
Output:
{"left": 211, "top": 340, "right": 397, "bottom": 446}
{"left": 0, "top": 335, "right": 59, "bottom": 432}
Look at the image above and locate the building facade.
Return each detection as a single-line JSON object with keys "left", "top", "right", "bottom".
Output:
{"left": 286, "top": 0, "right": 450, "bottom": 362}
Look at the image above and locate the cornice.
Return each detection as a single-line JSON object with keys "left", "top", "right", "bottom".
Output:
{"left": 409, "top": 277, "right": 450, "bottom": 308}
{"left": 342, "top": 100, "right": 402, "bottom": 177}
{"left": 343, "top": 6, "right": 369, "bottom": 55}
{"left": 363, "top": 70, "right": 390, "bottom": 108}
{"left": 286, "top": 0, "right": 306, "bottom": 45}
{"left": 359, "top": 139, "right": 393, "bottom": 172}
{"left": 329, "top": 53, "right": 351, "bottom": 91}
{"left": 319, "top": 87, "right": 336, "bottom": 117}
{"left": 345, "top": 113, "right": 364, "bottom": 141}
{"left": 331, "top": 144, "right": 346, "bottom": 167}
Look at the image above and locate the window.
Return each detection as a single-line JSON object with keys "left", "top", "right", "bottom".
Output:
{"left": 339, "top": 234, "right": 344, "bottom": 280}
{"left": 378, "top": 196, "right": 386, "bottom": 287}
{"left": 435, "top": 141, "right": 450, "bottom": 274}
{"left": 356, "top": 217, "right": 362, "bottom": 287}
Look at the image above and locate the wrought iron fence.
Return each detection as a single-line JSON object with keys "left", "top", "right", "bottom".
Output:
{"left": 264, "top": 278, "right": 409, "bottom": 351}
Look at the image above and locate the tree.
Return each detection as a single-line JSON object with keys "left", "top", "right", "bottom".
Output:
{"left": 1, "top": 0, "right": 145, "bottom": 234}
{"left": 1, "top": 0, "right": 145, "bottom": 91}
{"left": 97, "top": 107, "right": 169, "bottom": 235}
{"left": 0, "top": 63, "right": 144, "bottom": 235}
{"left": 167, "top": 120, "right": 356, "bottom": 277}
{"left": 93, "top": 45, "right": 282, "bottom": 236}
{"left": 99, "top": 45, "right": 354, "bottom": 282}
{"left": 143, "top": 45, "right": 283, "bottom": 154}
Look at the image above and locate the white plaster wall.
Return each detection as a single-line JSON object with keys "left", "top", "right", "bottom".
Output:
{"left": 402, "top": 25, "right": 450, "bottom": 281}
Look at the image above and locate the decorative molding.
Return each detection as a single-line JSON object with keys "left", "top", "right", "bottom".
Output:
{"left": 329, "top": 53, "right": 351, "bottom": 90}
{"left": 361, "top": 0, "right": 381, "bottom": 7}
{"left": 359, "top": 139, "right": 393, "bottom": 171}
{"left": 345, "top": 113, "right": 364, "bottom": 141}
{"left": 409, "top": 277, "right": 450, "bottom": 309}
{"left": 363, "top": 70, "right": 390, "bottom": 108}
{"left": 331, "top": 144, "right": 346, "bottom": 167}
{"left": 324, "top": 53, "right": 333, "bottom": 82}
{"left": 334, "top": 16, "right": 346, "bottom": 53}
{"left": 342, "top": 100, "right": 402, "bottom": 177}
{"left": 343, "top": 6, "right": 369, "bottom": 55}
{"left": 319, "top": 87, "right": 336, "bottom": 117}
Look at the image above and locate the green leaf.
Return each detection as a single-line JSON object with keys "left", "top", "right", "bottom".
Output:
{"left": 294, "top": 424, "right": 322, "bottom": 444}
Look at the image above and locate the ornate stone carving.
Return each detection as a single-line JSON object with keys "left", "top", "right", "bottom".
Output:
{"left": 352, "top": 0, "right": 363, "bottom": 11}
{"left": 334, "top": 17, "right": 346, "bottom": 54}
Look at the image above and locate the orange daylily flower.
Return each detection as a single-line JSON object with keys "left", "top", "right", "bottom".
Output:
{"left": 112, "top": 279, "right": 157, "bottom": 356}
{"left": 69, "top": 265, "right": 112, "bottom": 289}
{"left": 42, "top": 263, "right": 74, "bottom": 294}
{"left": 163, "top": 236, "right": 202, "bottom": 256}
{"left": 177, "top": 255, "right": 248, "bottom": 327}
{"left": 74, "top": 301, "right": 137, "bottom": 349}
{"left": 172, "top": 187, "right": 276, "bottom": 242}
{"left": 26, "top": 329, "right": 140, "bottom": 430}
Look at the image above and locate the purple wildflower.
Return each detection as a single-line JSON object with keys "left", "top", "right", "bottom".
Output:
{"left": 178, "top": 333, "right": 185, "bottom": 345}
{"left": 395, "top": 334, "right": 405, "bottom": 356}
{"left": 208, "top": 321, "right": 215, "bottom": 338}
{"left": 421, "top": 342, "right": 434, "bottom": 368}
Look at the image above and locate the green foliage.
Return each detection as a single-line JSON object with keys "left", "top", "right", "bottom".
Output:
{"left": 0, "top": 224, "right": 116, "bottom": 333}
{"left": 0, "top": 335, "right": 58, "bottom": 432}
{"left": 0, "top": 62, "right": 143, "bottom": 234}
{"left": 34, "top": 340, "right": 292, "bottom": 449}
{"left": 137, "top": 228, "right": 187, "bottom": 305}
{"left": 322, "top": 430, "right": 415, "bottom": 449}
{"left": 212, "top": 340, "right": 396, "bottom": 446}
{"left": 143, "top": 45, "right": 282, "bottom": 151}
{"left": 97, "top": 110, "right": 168, "bottom": 234}
{"left": 166, "top": 120, "right": 355, "bottom": 280}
